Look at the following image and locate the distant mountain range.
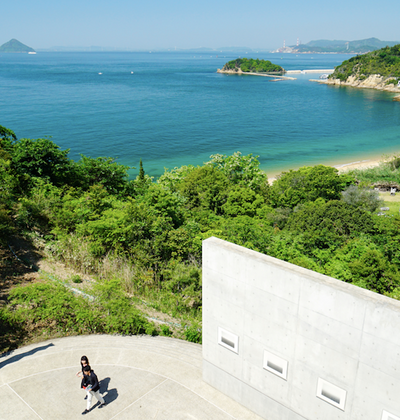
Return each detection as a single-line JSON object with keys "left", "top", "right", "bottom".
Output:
{"left": 34, "top": 45, "right": 257, "bottom": 53}
{"left": 0, "top": 39, "right": 35, "bottom": 53}
{"left": 289, "top": 38, "right": 399, "bottom": 54}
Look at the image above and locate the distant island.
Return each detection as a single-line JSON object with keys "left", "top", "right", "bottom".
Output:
{"left": 274, "top": 37, "right": 400, "bottom": 54}
{"left": 316, "top": 44, "right": 400, "bottom": 101}
{"left": 217, "top": 58, "right": 284, "bottom": 75}
{"left": 0, "top": 39, "right": 35, "bottom": 53}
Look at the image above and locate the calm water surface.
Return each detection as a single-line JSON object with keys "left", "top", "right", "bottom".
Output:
{"left": 1, "top": 51, "right": 399, "bottom": 178}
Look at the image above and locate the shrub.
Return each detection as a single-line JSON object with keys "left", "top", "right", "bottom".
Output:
{"left": 184, "top": 322, "right": 202, "bottom": 344}
{"left": 385, "top": 78, "right": 398, "bottom": 85}
{"left": 341, "top": 185, "right": 382, "bottom": 212}
{"left": 160, "top": 324, "right": 173, "bottom": 337}
{"left": 3, "top": 280, "right": 155, "bottom": 337}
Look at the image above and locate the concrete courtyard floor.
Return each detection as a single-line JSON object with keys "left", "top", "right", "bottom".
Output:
{"left": 0, "top": 335, "right": 263, "bottom": 420}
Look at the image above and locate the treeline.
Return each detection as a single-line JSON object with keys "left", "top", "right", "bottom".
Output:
{"left": 222, "top": 58, "right": 284, "bottom": 73}
{"left": 2, "top": 125, "right": 400, "bottom": 350}
{"left": 330, "top": 44, "right": 400, "bottom": 81}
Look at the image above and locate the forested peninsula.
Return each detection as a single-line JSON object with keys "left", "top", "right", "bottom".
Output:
{"left": 2, "top": 125, "right": 400, "bottom": 353}
{"left": 323, "top": 44, "right": 400, "bottom": 100}
{"left": 217, "top": 58, "right": 284, "bottom": 74}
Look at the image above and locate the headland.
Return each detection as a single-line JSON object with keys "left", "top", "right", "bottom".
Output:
{"left": 315, "top": 44, "right": 400, "bottom": 101}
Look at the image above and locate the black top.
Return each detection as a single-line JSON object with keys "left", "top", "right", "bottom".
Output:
{"left": 81, "top": 370, "right": 100, "bottom": 392}
{"left": 81, "top": 364, "right": 91, "bottom": 375}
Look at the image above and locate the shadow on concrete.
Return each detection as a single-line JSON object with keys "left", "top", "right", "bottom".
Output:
{"left": 100, "top": 377, "right": 118, "bottom": 404}
{"left": 0, "top": 343, "right": 54, "bottom": 369}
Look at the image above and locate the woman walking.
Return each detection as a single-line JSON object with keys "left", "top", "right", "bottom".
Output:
{"left": 76, "top": 355, "right": 90, "bottom": 378}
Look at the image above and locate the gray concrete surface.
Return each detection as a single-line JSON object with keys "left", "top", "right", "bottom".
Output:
{"left": 203, "top": 237, "right": 400, "bottom": 420}
{"left": 0, "top": 335, "right": 263, "bottom": 420}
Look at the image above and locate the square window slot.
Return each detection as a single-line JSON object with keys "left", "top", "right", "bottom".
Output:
{"left": 218, "top": 327, "right": 239, "bottom": 354}
{"left": 382, "top": 410, "right": 400, "bottom": 420}
{"left": 263, "top": 350, "right": 288, "bottom": 380}
{"left": 316, "top": 378, "right": 346, "bottom": 411}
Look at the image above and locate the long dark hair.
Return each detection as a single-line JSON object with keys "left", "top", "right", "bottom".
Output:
{"left": 80, "top": 355, "right": 89, "bottom": 367}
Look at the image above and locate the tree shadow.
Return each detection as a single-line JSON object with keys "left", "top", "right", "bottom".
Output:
{"left": 0, "top": 343, "right": 54, "bottom": 369}
{"left": 99, "top": 377, "right": 118, "bottom": 404}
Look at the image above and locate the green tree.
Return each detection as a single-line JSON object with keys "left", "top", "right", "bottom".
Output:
{"left": 285, "top": 200, "right": 376, "bottom": 249}
{"left": 157, "top": 165, "right": 196, "bottom": 192}
{"left": 12, "top": 138, "right": 74, "bottom": 187}
{"left": 349, "top": 249, "right": 400, "bottom": 294}
{"left": 222, "top": 186, "right": 265, "bottom": 217}
{"left": 220, "top": 215, "right": 274, "bottom": 252}
{"left": 138, "top": 159, "right": 145, "bottom": 181}
{"left": 178, "top": 165, "right": 230, "bottom": 214}
{"left": 76, "top": 155, "right": 131, "bottom": 194}
{"left": 206, "top": 152, "right": 269, "bottom": 196}
{"left": 138, "top": 183, "right": 187, "bottom": 228}
{"left": 0, "top": 125, "right": 17, "bottom": 158}
{"left": 269, "top": 165, "right": 354, "bottom": 208}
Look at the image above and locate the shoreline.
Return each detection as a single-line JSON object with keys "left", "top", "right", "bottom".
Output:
{"left": 312, "top": 76, "right": 400, "bottom": 101}
{"left": 266, "top": 153, "right": 395, "bottom": 184}
{"left": 216, "top": 68, "right": 296, "bottom": 80}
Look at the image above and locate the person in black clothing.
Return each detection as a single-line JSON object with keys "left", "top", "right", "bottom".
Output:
{"left": 81, "top": 365, "right": 106, "bottom": 414}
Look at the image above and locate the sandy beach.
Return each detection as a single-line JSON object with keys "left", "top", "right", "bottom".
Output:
{"left": 334, "top": 157, "right": 383, "bottom": 172}
{"left": 267, "top": 154, "right": 393, "bottom": 184}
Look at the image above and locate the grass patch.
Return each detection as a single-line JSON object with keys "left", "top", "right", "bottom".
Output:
{"left": 0, "top": 278, "right": 157, "bottom": 352}
{"left": 347, "top": 156, "right": 400, "bottom": 186}
{"left": 378, "top": 192, "right": 400, "bottom": 216}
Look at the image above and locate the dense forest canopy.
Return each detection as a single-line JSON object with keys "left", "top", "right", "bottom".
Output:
{"left": 222, "top": 58, "right": 284, "bottom": 73}
{"left": 330, "top": 44, "right": 400, "bottom": 81}
{"left": 2, "top": 125, "right": 400, "bottom": 351}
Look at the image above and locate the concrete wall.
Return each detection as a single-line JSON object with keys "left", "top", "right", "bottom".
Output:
{"left": 202, "top": 237, "right": 400, "bottom": 420}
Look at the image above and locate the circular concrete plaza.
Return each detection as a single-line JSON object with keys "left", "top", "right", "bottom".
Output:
{"left": 0, "top": 335, "right": 262, "bottom": 420}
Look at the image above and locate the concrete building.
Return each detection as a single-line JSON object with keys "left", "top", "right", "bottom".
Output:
{"left": 202, "top": 237, "right": 400, "bottom": 420}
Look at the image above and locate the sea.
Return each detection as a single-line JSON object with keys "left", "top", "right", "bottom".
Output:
{"left": 1, "top": 51, "right": 400, "bottom": 179}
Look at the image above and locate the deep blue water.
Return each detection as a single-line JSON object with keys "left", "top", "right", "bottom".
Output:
{"left": 1, "top": 51, "right": 400, "bottom": 178}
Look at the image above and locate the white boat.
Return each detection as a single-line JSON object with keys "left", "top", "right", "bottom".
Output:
{"left": 28, "top": 51, "right": 36, "bottom": 54}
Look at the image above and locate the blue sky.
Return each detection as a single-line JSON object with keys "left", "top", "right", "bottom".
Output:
{"left": 2, "top": 0, "right": 399, "bottom": 50}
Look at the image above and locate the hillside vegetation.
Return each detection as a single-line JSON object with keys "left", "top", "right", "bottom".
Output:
{"left": 330, "top": 44, "right": 400, "bottom": 81}
{"left": 222, "top": 58, "right": 283, "bottom": 73}
{"left": 2, "top": 125, "right": 400, "bottom": 353}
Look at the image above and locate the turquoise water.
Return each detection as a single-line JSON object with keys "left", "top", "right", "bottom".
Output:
{"left": 1, "top": 51, "right": 399, "bottom": 178}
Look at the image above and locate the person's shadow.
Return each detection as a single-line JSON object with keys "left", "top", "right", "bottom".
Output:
{"left": 98, "top": 377, "right": 118, "bottom": 406}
